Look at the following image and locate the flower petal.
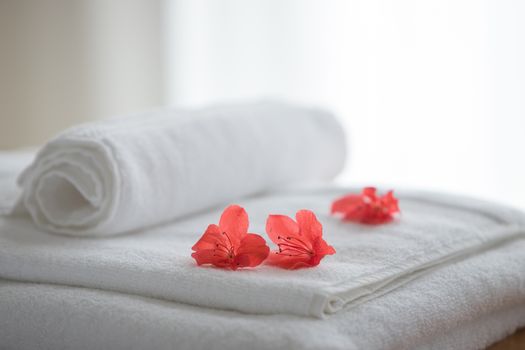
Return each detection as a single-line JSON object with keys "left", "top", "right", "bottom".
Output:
{"left": 265, "top": 214, "right": 300, "bottom": 244}
{"left": 191, "top": 223, "right": 235, "bottom": 268}
{"left": 312, "top": 236, "right": 336, "bottom": 257}
{"left": 234, "top": 233, "right": 270, "bottom": 268}
{"left": 383, "top": 191, "right": 400, "bottom": 214}
{"left": 295, "top": 209, "right": 323, "bottom": 241}
{"left": 266, "top": 251, "right": 312, "bottom": 269}
{"left": 331, "top": 194, "right": 363, "bottom": 215}
{"left": 191, "top": 250, "right": 231, "bottom": 268}
{"left": 331, "top": 187, "right": 400, "bottom": 225}
{"left": 363, "top": 187, "right": 377, "bottom": 198}
{"left": 219, "top": 205, "right": 248, "bottom": 246}
{"left": 191, "top": 224, "right": 222, "bottom": 251}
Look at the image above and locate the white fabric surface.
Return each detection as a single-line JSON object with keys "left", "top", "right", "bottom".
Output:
{"left": 1, "top": 185, "right": 524, "bottom": 318}
{"left": 1, "top": 239, "right": 524, "bottom": 350}
{"left": 0, "top": 150, "right": 34, "bottom": 215}
{"left": 11, "top": 101, "right": 346, "bottom": 236}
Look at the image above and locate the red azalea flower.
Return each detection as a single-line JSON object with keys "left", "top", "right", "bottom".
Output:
{"left": 266, "top": 210, "right": 336, "bottom": 269}
{"left": 331, "top": 187, "right": 400, "bottom": 224}
{"left": 191, "top": 205, "right": 270, "bottom": 270}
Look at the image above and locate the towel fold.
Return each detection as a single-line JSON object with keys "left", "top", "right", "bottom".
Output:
{"left": 13, "top": 101, "right": 346, "bottom": 236}
{"left": 1, "top": 186, "right": 524, "bottom": 318}
{"left": 0, "top": 150, "right": 34, "bottom": 215}
{"left": 2, "top": 239, "right": 524, "bottom": 350}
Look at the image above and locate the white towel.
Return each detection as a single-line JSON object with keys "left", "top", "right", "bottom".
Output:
{"left": 0, "top": 150, "right": 34, "bottom": 215}
{"left": 1, "top": 186, "right": 524, "bottom": 318}
{"left": 2, "top": 239, "right": 524, "bottom": 350}
{"left": 12, "top": 101, "right": 346, "bottom": 236}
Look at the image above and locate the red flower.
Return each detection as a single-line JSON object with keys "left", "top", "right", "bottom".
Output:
{"left": 265, "top": 210, "right": 336, "bottom": 269}
{"left": 331, "top": 187, "right": 400, "bottom": 224}
{"left": 191, "top": 205, "right": 270, "bottom": 270}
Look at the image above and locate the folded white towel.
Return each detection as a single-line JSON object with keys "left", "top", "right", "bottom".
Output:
{"left": 1, "top": 185, "right": 524, "bottom": 318}
{"left": 2, "top": 239, "right": 524, "bottom": 350}
{"left": 0, "top": 150, "right": 34, "bottom": 215}
{"left": 12, "top": 101, "right": 346, "bottom": 236}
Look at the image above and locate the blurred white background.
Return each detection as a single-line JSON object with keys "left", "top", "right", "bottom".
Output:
{"left": 1, "top": 0, "right": 524, "bottom": 208}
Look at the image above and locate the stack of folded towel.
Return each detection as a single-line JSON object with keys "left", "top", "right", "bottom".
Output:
{"left": 0, "top": 101, "right": 524, "bottom": 350}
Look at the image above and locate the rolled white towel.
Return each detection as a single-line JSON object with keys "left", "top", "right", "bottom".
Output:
{"left": 13, "top": 101, "right": 346, "bottom": 236}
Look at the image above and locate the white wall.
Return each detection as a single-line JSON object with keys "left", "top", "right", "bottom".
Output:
{"left": 0, "top": 0, "right": 164, "bottom": 149}
{"left": 2, "top": 0, "right": 523, "bottom": 208}
{"left": 165, "top": 0, "right": 525, "bottom": 209}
